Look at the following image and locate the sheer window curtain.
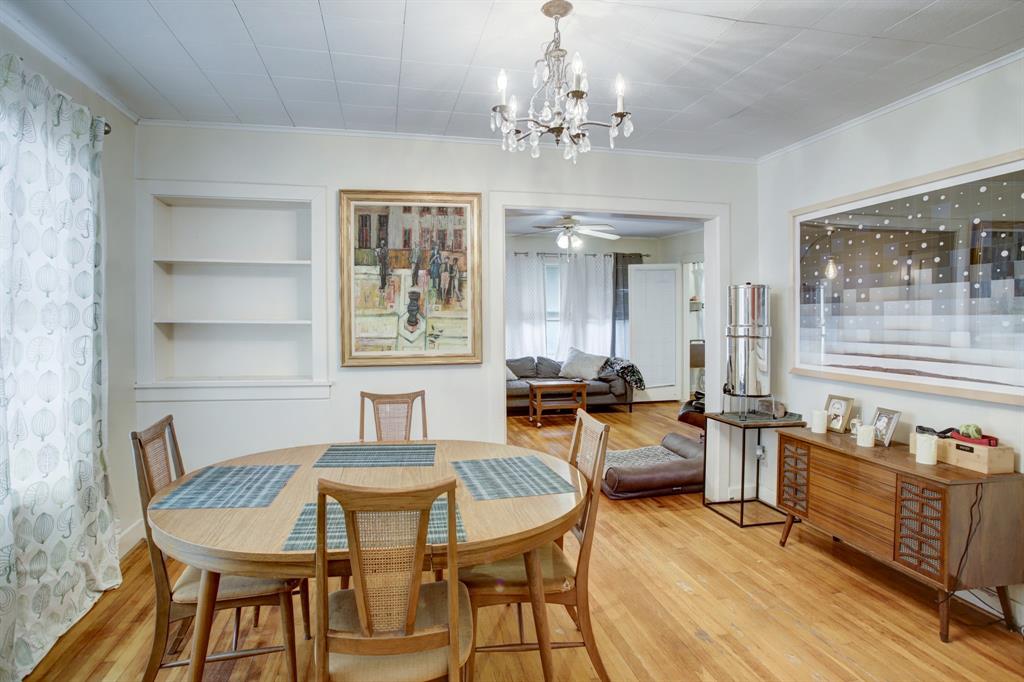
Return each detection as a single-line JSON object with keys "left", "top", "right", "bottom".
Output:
{"left": 505, "top": 252, "right": 547, "bottom": 358}
{"left": 611, "top": 252, "right": 642, "bottom": 358}
{"left": 555, "top": 254, "right": 614, "bottom": 359}
{"left": 0, "top": 53, "right": 121, "bottom": 681}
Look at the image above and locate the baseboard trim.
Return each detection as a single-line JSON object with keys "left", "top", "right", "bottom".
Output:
{"left": 117, "top": 519, "right": 145, "bottom": 558}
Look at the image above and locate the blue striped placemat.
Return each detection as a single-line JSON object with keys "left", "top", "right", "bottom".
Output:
{"left": 282, "top": 498, "right": 467, "bottom": 551}
{"left": 151, "top": 464, "right": 298, "bottom": 509}
{"left": 313, "top": 443, "right": 436, "bottom": 468}
{"left": 452, "top": 456, "right": 575, "bottom": 500}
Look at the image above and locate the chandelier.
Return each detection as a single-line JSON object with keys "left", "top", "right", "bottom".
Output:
{"left": 490, "top": 0, "right": 634, "bottom": 163}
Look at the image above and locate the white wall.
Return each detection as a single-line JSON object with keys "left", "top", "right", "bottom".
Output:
{"left": 757, "top": 55, "right": 1024, "bottom": 617}
{"left": 0, "top": 23, "right": 140, "bottom": 554}
{"left": 133, "top": 124, "right": 757, "bottom": 490}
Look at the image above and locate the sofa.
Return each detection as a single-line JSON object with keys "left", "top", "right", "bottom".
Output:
{"left": 505, "top": 356, "right": 633, "bottom": 411}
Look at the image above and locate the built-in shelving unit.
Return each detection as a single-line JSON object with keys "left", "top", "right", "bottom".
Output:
{"left": 136, "top": 181, "right": 329, "bottom": 401}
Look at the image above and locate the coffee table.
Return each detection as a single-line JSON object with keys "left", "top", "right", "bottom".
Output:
{"left": 527, "top": 379, "right": 587, "bottom": 427}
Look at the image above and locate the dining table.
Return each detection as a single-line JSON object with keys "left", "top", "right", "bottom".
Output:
{"left": 147, "top": 439, "right": 589, "bottom": 682}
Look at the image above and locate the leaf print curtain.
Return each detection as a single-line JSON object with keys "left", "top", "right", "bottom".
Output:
{"left": 0, "top": 53, "right": 121, "bottom": 681}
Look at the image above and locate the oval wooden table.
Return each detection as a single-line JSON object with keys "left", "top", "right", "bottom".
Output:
{"left": 148, "top": 440, "right": 588, "bottom": 682}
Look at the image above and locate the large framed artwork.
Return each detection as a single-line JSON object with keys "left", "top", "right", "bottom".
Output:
{"left": 791, "top": 153, "right": 1023, "bottom": 406}
{"left": 340, "top": 190, "right": 482, "bottom": 366}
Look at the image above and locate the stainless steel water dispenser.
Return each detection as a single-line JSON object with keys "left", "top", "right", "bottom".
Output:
{"left": 724, "top": 283, "right": 771, "bottom": 398}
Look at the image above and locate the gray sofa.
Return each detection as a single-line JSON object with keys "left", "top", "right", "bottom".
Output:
{"left": 506, "top": 356, "right": 633, "bottom": 411}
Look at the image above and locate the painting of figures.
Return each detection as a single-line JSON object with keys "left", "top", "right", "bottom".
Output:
{"left": 340, "top": 190, "right": 482, "bottom": 366}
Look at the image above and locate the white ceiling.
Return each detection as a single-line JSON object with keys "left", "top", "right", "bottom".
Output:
{"left": 505, "top": 208, "right": 703, "bottom": 237}
{"left": 6, "top": 0, "right": 1023, "bottom": 159}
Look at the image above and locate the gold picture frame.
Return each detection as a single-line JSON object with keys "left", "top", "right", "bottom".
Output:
{"left": 824, "top": 394, "right": 854, "bottom": 433}
{"left": 340, "top": 190, "right": 482, "bottom": 366}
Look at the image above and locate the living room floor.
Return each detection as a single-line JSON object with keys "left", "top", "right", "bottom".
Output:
{"left": 29, "top": 404, "right": 1023, "bottom": 681}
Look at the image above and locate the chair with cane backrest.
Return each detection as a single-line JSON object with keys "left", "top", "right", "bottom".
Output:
{"left": 132, "top": 415, "right": 306, "bottom": 682}
{"left": 359, "top": 390, "right": 428, "bottom": 441}
{"left": 458, "top": 409, "right": 611, "bottom": 681}
{"left": 314, "top": 477, "right": 473, "bottom": 682}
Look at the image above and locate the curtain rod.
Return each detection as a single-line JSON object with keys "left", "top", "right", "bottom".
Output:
{"left": 512, "top": 251, "right": 651, "bottom": 257}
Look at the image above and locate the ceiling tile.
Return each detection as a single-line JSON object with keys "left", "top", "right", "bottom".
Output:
{"left": 825, "top": 37, "right": 926, "bottom": 73}
{"left": 227, "top": 97, "right": 293, "bottom": 125}
{"left": 259, "top": 47, "right": 334, "bottom": 79}
{"left": 182, "top": 43, "right": 266, "bottom": 75}
{"left": 742, "top": 0, "right": 845, "bottom": 28}
{"left": 874, "top": 44, "right": 988, "bottom": 86}
{"left": 445, "top": 112, "right": 492, "bottom": 138}
{"left": 68, "top": 0, "right": 196, "bottom": 70}
{"left": 139, "top": 67, "right": 219, "bottom": 97}
{"left": 273, "top": 77, "right": 339, "bottom": 102}
{"left": 942, "top": 3, "right": 1024, "bottom": 50}
{"left": 397, "top": 108, "right": 453, "bottom": 135}
{"left": 173, "top": 94, "right": 238, "bottom": 121}
{"left": 342, "top": 104, "right": 397, "bottom": 131}
{"left": 320, "top": 0, "right": 406, "bottom": 23}
{"left": 461, "top": 66, "right": 530, "bottom": 95}
{"left": 151, "top": 0, "right": 252, "bottom": 45}
{"left": 812, "top": 0, "right": 931, "bottom": 35}
{"left": 400, "top": 61, "right": 469, "bottom": 91}
{"left": 881, "top": 0, "right": 1015, "bottom": 44}
{"left": 205, "top": 72, "right": 280, "bottom": 100}
{"left": 452, "top": 90, "right": 495, "bottom": 114}
{"left": 235, "top": 0, "right": 328, "bottom": 50}
{"left": 284, "top": 99, "right": 344, "bottom": 127}
{"left": 624, "top": 1, "right": 761, "bottom": 21}
{"left": 627, "top": 82, "right": 708, "bottom": 110}
{"left": 403, "top": 28, "right": 479, "bottom": 64}
{"left": 398, "top": 87, "right": 459, "bottom": 110}
{"left": 331, "top": 53, "right": 401, "bottom": 85}
{"left": 404, "top": 1, "right": 492, "bottom": 35}
{"left": 337, "top": 82, "right": 399, "bottom": 107}
{"left": 322, "top": 17, "right": 404, "bottom": 59}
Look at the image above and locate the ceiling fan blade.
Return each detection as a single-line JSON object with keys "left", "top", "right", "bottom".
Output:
{"left": 575, "top": 224, "right": 615, "bottom": 231}
{"left": 530, "top": 225, "right": 562, "bottom": 231}
{"left": 577, "top": 228, "right": 620, "bottom": 240}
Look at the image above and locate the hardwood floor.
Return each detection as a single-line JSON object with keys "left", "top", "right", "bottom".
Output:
{"left": 29, "top": 403, "right": 1023, "bottom": 681}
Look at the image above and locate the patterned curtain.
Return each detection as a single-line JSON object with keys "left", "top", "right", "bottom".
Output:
{"left": 0, "top": 53, "right": 121, "bottom": 681}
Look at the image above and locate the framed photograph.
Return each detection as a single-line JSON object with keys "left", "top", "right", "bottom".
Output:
{"left": 340, "top": 190, "right": 482, "bottom": 366}
{"left": 791, "top": 153, "right": 1024, "bottom": 407}
{"left": 870, "top": 408, "right": 901, "bottom": 447}
{"left": 824, "top": 394, "right": 854, "bottom": 433}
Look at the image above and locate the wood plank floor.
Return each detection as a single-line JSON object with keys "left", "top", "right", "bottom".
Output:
{"left": 29, "top": 403, "right": 1023, "bottom": 681}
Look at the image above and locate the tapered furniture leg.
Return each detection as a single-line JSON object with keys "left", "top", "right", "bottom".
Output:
{"left": 232, "top": 607, "right": 242, "bottom": 650}
{"left": 143, "top": 603, "right": 170, "bottom": 682}
{"left": 299, "top": 580, "right": 311, "bottom": 640}
{"left": 279, "top": 590, "right": 298, "bottom": 682}
{"left": 253, "top": 605, "right": 261, "bottom": 627}
{"left": 997, "top": 586, "right": 1017, "bottom": 632}
{"left": 167, "top": 617, "right": 192, "bottom": 656}
{"left": 779, "top": 513, "right": 795, "bottom": 547}
{"left": 939, "top": 590, "right": 951, "bottom": 643}
{"left": 577, "top": 588, "right": 610, "bottom": 682}
{"left": 188, "top": 570, "right": 220, "bottom": 681}
{"left": 524, "top": 548, "right": 553, "bottom": 681}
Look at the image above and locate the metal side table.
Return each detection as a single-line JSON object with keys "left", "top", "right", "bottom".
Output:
{"left": 702, "top": 411, "right": 806, "bottom": 528}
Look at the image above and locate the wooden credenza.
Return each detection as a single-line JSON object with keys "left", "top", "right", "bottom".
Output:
{"left": 776, "top": 428, "right": 1024, "bottom": 641}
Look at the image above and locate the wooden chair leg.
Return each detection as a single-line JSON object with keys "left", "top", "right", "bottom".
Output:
{"left": 299, "top": 580, "right": 312, "bottom": 640}
{"left": 516, "top": 603, "right": 525, "bottom": 643}
{"left": 340, "top": 574, "right": 350, "bottom": 590}
{"left": 253, "top": 605, "right": 261, "bottom": 627}
{"left": 577, "top": 593, "right": 610, "bottom": 682}
{"left": 232, "top": 607, "right": 242, "bottom": 650}
{"left": 564, "top": 604, "right": 580, "bottom": 629}
{"left": 434, "top": 568, "right": 444, "bottom": 582}
{"left": 166, "top": 616, "right": 193, "bottom": 656}
{"left": 466, "top": 603, "right": 478, "bottom": 682}
{"left": 279, "top": 591, "right": 298, "bottom": 682}
{"left": 143, "top": 606, "right": 170, "bottom": 682}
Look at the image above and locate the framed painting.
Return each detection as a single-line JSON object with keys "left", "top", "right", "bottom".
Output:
{"left": 340, "top": 190, "right": 482, "bottom": 366}
{"left": 791, "top": 152, "right": 1024, "bottom": 406}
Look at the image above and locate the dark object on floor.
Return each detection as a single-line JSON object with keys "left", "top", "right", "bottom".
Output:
{"left": 506, "top": 356, "right": 633, "bottom": 410}
{"left": 678, "top": 390, "right": 706, "bottom": 431}
{"left": 603, "top": 357, "right": 646, "bottom": 391}
{"left": 601, "top": 427, "right": 704, "bottom": 500}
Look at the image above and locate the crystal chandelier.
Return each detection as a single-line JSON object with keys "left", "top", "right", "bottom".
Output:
{"left": 490, "top": 0, "right": 634, "bottom": 163}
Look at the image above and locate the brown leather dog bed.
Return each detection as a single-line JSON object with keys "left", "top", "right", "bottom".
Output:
{"left": 601, "top": 428, "right": 704, "bottom": 500}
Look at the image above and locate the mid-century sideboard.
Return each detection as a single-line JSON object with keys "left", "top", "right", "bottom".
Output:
{"left": 776, "top": 427, "right": 1024, "bottom": 641}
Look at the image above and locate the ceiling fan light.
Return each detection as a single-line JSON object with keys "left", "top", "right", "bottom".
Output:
{"left": 570, "top": 234, "right": 583, "bottom": 249}
{"left": 556, "top": 232, "right": 570, "bottom": 249}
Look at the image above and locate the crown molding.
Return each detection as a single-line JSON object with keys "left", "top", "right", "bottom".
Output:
{"left": 0, "top": 1, "right": 140, "bottom": 123}
{"left": 758, "top": 48, "right": 1024, "bottom": 164}
{"left": 137, "top": 119, "right": 758, "bottom": 165}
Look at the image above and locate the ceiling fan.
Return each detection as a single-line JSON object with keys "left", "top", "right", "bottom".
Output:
{"left": 530, "top": 215, "right": 620, "bottom": 249}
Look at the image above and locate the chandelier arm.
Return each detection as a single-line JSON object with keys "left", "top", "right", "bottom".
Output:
{"left": 578, "top": 121, "right": 613, "bottom": 130}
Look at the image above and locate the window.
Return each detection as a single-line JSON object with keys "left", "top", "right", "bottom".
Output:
{"left": 376, "top": 214, "right": 389, "bottom": 246}
{"left": 357, "top": 214, "right": 371, "bottom": 249}
{"left": 543, "top": 261, "right": 561, "bottom": 357}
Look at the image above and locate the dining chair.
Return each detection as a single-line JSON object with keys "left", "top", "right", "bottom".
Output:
{"left": 359, "top": 390, "right": 427, "bottom": 441}
{"left": 458, "top": 409, "right": 611, "bottom": 682}
{"left": 313, "top": 477, "right": 474, "bottom": 682}
{"left": 131, "top": 415, "right": 308, "bottom": 682}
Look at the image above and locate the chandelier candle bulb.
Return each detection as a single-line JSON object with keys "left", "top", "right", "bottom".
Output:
{"left": 497, "top": 69, "right": 508, "bottom": 105}
{"left": 615, "top": 74, "right": 625, "bottom": 112}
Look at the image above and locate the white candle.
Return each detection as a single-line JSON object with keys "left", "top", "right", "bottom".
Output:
{"left": 615, "top": 74, "right": 626, "bottom": 113}
{"left": 811, "top": 410, "right": 827, "bottom": 434}
{"left": 857, "top": 424, "right": 875, "bottom": 448}
{"left": 908, "top": 431, "right": 917, "bottom": 455}
{"left": 916, "top": 434, "right": 938, "bottom": 465}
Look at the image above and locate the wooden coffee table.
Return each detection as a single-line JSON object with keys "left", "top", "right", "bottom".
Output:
{"left": 527, "top": 379, "right": 587, "bottom": 427}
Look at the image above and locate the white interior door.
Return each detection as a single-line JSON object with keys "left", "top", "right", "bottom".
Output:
{"left": 628, "top": 263, "right": 682, "bottom": 402}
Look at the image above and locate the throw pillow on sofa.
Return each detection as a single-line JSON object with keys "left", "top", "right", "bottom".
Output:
{"left": 506, "top": 356, "right": 537, "bottom": 378}
{"left": 536, "top": 356, "right": 562, "bottom": 378}
{"left": 506, "top": 366, "right": 518, "bottom": 381}
{"left": 559, "top": 347, "right": 608, "bottom": 381}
